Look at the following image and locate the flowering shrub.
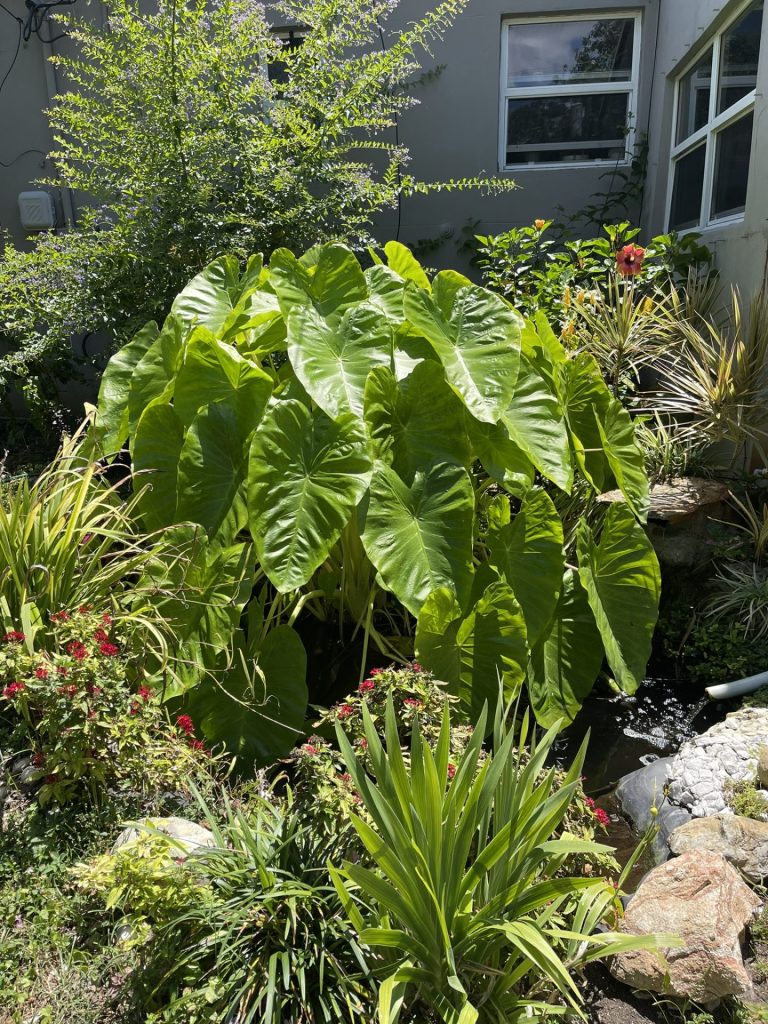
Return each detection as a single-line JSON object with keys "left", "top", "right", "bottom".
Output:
{"left": 0, "top": 607, "right": 208, "bottom": 806}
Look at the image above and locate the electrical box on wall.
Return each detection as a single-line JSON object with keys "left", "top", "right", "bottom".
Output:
{"left": 18, "top": 191, "right": 56, "bottom": 231}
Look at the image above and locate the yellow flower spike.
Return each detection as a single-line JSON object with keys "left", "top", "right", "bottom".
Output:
{"left": 576, "top": 289, "right": 586, "bottom": 305}
{"left": 563, "top": 286, "right": 572, "bottom": 308}
{"left": 643, "top": 297, "right": 654, "bottom": 314}
{"left": 561, "top": 320, "right": 575, "bottom": 339}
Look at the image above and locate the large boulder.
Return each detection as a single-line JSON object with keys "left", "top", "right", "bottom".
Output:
{"left": 112, "top": 816, "right": 216, "bottom": 859}
{"left": 666, "top": 707, "right": 768, "bottom": 817}
{"left": 615, "top": 756, "right": 692, "bottom": 862}
{"left": 669, "top": 814, "right": 768, "bottom": 884}
{"left": 610, "top": 851, "right": 760, "bottom": 1003}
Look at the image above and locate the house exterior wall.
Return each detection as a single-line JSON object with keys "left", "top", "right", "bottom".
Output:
{"left": 642, "top": 0, "right": 768, "bottom": 298}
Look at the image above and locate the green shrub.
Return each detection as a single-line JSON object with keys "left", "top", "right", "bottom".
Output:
{"left": 92, "top": 241, "right": 661, "bottom": 759}
{"left": 0, "top": 0, "right": 511, "bottom": 418}
{"left": 331, "top": 696, "right": 663, "bottom": 1023}
{"left": 0, "top": 606, "right": 209, "bottom": 806}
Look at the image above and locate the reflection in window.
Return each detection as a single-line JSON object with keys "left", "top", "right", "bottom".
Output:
{"left": 507, "top": 18, "right": 635, "bottom": 87}
{"left": 676, "top": 49, "right": 712, "bottom": 143}
{"left": 506, "top": 93, "right": 629, "bottom": 164}
{"left": 718, "top": 1, "right": 763, "bottom": 113}
{"left": 669, "top": 145, "right": 706, "bottom": 231}
{"left": 711, "top": 112, "right": 754, "bottom": 219}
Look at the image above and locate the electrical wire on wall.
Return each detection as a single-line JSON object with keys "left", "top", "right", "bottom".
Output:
{"left": 0, "top": 1, "right": 23, "bottom": 101}
{"left": 377, "top": 18, "right": 403, "bottom": 243}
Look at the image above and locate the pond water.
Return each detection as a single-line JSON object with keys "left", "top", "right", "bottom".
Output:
{"left": 552, "top": 675, "right": 735, "bottom": 794}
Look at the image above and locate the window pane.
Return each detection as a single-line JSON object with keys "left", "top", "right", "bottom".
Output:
{"left": 669, "top": 145, "right": 706, "bottom": 230}
{"left": 676, "top": 48, "right": 713, "bottom": 143}
{"left": 718, "top": 1, "right": 763, "bottom": 113}
{"left": 268, "top": 27, "right": 306, "bottom": 84}
{"left": 507, "top": 18, "right": 635, "bottom": 87}
{"left": 711, "top": 112, "right": 754, "bottom": 219}
{"left": 506, "top": 93, "right": 630, "bottom": 164}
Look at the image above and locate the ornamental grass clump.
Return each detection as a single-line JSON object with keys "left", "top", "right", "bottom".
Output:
{"left": 0, "top": 606, "right": 209, "bottom": 806}
{"left": 331, "top": 696, "right": 664, "bottom": 1023}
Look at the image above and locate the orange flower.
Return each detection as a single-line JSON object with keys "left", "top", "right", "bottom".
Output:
{"left": 534, "top": 218, "right": 546, "bottom": 230}
{"left": 616, "top": 244, "right": 645, "bottom": 277}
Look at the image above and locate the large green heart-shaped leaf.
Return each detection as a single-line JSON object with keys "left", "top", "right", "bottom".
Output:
{"left": 360, "top": 461, "right": 474, "bottom": 617}
{"left": 127, "top": 315, "right": 184, "bottom": 441}
{"left": 364, "top": 362, "right": 471, "bottom": 483}
{"left": 187, "top": 624, "right": 308, "bottom": 769}
{"left": 287, "top": 302, "right": 393, "bottom": 419}
{"left": 177, "top": 402, "right": 253, "bottom": 539}
{"left": 364, "top": 265, "right": 407, "bottom": 322}
{"left": 596, "top": 399, "right": 649, "bottom": 522}
{"left": 527, "top": 571, "right": 604, "bottom": 727}
{"left": 403, "top": 280, "right": 521, "bottom": 424}
{"left": 416, "top": 580, "right": 528, "bottom": 720}
{"left": 248, "top": 400, "right": 373, "bottom": 592}
{"left": 576, "top": 504, "right": 661, "bottom": 694}
{"left": 170, "top": 254, "right": 244, "bottom": 333}
{"left": 132, "top": 402, "right": 184, "bottom": 530}
{"left": 270, "top": 244, "right": 367, "bottom": 318}
{"left": 174, "top": 331, "right": 272, "bottom": 431}
{"left": 94, "top": 320, "right": 159, "bottom": 456}
{"left": 486, "top": 489, "right": 564, "bottom": 647}
{"left": 559, "top": 353, "right": 612, "bottom": 493}
{"left": 463, "top": 414, "right": 534, "bottom": 496}
{"left": 503, "top": 353, "right": 573, "bottom": 492}
{"left": 384, "top": 241, "right": 431, "bottom": 291}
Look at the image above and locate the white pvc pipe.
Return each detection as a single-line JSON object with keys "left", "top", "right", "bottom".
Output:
{"left": 706, "top": 669, "right": 768, "bottom": 701}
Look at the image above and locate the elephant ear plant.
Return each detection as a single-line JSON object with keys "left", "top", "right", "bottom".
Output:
{"left": 92, "top": 242, "right": 660, "bottom": 763}
{"left": 330, "top": 697, "right": 669, "bottom": 1024}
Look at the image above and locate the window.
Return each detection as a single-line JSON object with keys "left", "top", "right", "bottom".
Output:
{"left": 500, "top": 13, "right": 642, "bottom": 168}
{"left": 268, "top": 26, "right": 306, "bottom": 84}
{"left": 668, "top": 0, "right": 763, "bottom": 231}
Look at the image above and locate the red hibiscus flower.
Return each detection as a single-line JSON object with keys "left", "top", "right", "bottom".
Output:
{"left": 616, "top": 243, "right": 645, "bottom": 276}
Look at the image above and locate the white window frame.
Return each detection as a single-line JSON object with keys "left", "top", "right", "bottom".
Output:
{"left": 666, "top": 0, "right": 762, "bottom": 232}
{"left": 499, "top": 11, "right": 643, "bottom": 172}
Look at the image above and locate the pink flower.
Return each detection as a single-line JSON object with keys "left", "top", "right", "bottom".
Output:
{"left": 35, "top": 667, "right": 48, "bottom": 680}
{"left": 56, "top": 666, "right": 68, "bottom": 677}
{"left": 50, "top": 611, "right": 70, "bottom": 623}
{"left": 2, "top": 682, "right": 25, "bottom": 698}
{"left": 336, "top": 703, "right": 355, "bottom": 719}
{"left": 359, "top": 679, "right": 376, "bottom": 695}
{"left": 2, "top": 631, "right": 24, "bottom": 644}
{"left": 77, "top": 604, "right": 92, "bottom": 613}
{"left": 176, "top": 714, "right": 195, "bottom": 736}
{"left": 584, "top": 796, "right": 596, "bottom": 810}
{"left": 616, "top": 244, "right": 645, "bottom": 277}
{"left": 102, "top": 614, "right": 112, "bottom": 625}
{"left": 593, "top": 807, "right": 611, "bottom": 827}
{"left": 411, "top": 661, "right": 423, "bottom": 673}
{"left": 403, "top": 697, "right": 423, "bottom": 710}
{"left": 339, "top": 772, "right": 352, "bottom": 783}
{"left": 369, "top": 667, "right": 383, "bottom": 677}
{"left": 98, "top": 642, "right": 119, "bottom": 657}
{"left": 447, "top": 763, "right": 457, "bottom": 780}
{"left": 58, "top": 684, "right": 78, "bottom": 698}
{"left": 189, "top": 738, "right": 209, "bottom": 755}
{"left": 301, "top": 743, "right": 318, "bottom": 756}
{"left": 86, "top": 683, "right": 102, "bottom": 696}
{"left": 357, "top": 737, "right": 368, "bottom": 750}
{"left": 137, "top": 685, "right": 152, "bottom": 702}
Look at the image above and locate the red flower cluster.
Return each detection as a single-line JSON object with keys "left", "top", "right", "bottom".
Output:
{"left": 137, "top": 685, "right": 152, "bottom": 702}
{"left": 50, "top": 611, "right": 70, "bottom": 623}
{"left": 369, "top": 667, "right": 383, "bottom": 677}
{"left": 66, "top": 641, "right": 88, "bottom": 661}
{"left": 58, "top": 684, "right": 78, "bottom": 698}
{"left": 336, "top": 703, "right": 355, "bottom": 719}
{"left": 301, "top": 743, "right": 319, "bottom": 756}
{"left": 86, "top": 683, "right": 102, "bottom": 696}
{"left": 2, "top": 682, "right": 25, "bottom": 698}
{"left": 189, "top": 738, "right": 209, "bottom": 755}
{"left": 403, "top": 697, "right": 423, "bottom": 709}
{"left": 593, "top": 807, "right": 611, "bottom": 827}
{"left": 2, "top": 631, "right": 25, "bottom": 644}
{"left": 411, "top": 661, "right": 423, "bottom": 673}
{"left": 98, "top": 642, "right": 119, "bottom": 657}
{"left": 447, "top": 763, "right": 457, "bottom": 780}
{"left": 616, "top": 243, "right": 645, "bottom": 277}
{"left": 359, "top": 679, "right": 376, "bottom": 695}
{"left": 35, "top": 667, "right": 48, "bottom": 680}
{"left": 176, "top": 714, "right": 195, "bottom": 736}
{"left": 31, "top": 752, "right": 45, "bottom": 767}
{"left": 94, "top": 627, "right": 109, "bottom": 643}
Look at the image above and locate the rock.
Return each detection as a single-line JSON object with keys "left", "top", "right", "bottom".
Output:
{"left": 666, "top": 707, "right": 768, "bottom": 817}
{"left": 610, "top": 851, "right": 760, "bottom": 1003}
{"left": 669, "top": 814, "right": 768, "bottom": 884}
{"left": 615, "top": 757, "right": 692, "bottom": 862}
{"left": 757, "top": 745, "right": 768, "bottom": 788}
{"left": 112, "top": 816, "right": 216, "bottom": 859}
{"left": 598, "top": 477, "right": 730, "bottom": 525}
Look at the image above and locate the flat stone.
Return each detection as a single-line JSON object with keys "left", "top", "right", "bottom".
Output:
{"left": 112, "top": 816, "right": 216, "bottom": 859}
{"left": 610, "top": 851, "right": 760, "bottom": 1003}
{"left": 616, "top": 757, "right": 692, "bottom": 861}
{"left": 666, "top": 708, "right": 768, "bottom": 817}
{"left": 598, "top": 477, "right": 730, "bottom": 524}
{"left": 669, "top": 814, "right": 768, "bottom": 884}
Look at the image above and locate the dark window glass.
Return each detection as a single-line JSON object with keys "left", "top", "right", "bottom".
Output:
{"left": 711, "top": 112, "right": 754, "bottom": 218}
{"left": 268, "top": 27, "right": 306, "bottom": 84}
{"left": 718, "top": 1, "right": 763, "bottom": 113}
{"left": 669, "top": 145, "right": 706, "bottom": 230}
{"left": 676, "top": 48, "right": 713, "bottom": 143}
{"left": 506, "top": 93, "right": 629, "bottom": 164}
{"left": 507, "top": 18, "right": 634, "bottom": 87}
